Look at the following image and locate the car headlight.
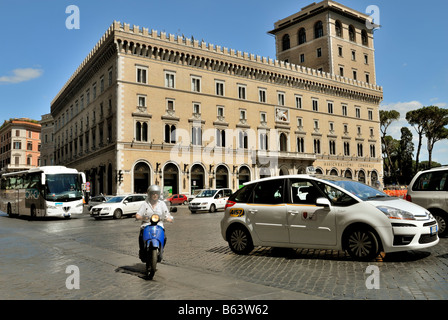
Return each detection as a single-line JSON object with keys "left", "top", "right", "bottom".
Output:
{"left": 377, "top": 206, "right": 415, "bottom": 220}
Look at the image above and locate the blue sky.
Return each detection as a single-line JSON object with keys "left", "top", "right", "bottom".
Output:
{"left": 0, "top": 0, "right": 447, "bottom": 164}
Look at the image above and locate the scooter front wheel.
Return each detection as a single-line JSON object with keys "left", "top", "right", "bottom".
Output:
{"left": 146, "top": 248, "right": 158, "bottom": 280}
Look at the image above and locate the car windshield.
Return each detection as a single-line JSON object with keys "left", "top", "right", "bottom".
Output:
{"left": 323, "top": 178, "right": 389, "bottom": 201}
{"left": 106, "top": 196, "right": 125, "bottom": 203}
{"left": 196, "top": 189, "right": 217, "bottom": 198}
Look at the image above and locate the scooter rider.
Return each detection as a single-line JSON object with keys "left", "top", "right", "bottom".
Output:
{"left": 136, "top": 185, "right": 173, "bottom": 261}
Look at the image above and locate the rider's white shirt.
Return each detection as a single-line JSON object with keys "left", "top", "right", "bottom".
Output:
{"left": 137, "top": 200, "right": 172, "bottom": 229}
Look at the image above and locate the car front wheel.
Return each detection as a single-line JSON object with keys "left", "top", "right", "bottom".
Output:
{"left": 113, "top": 209, "right": 123, "bottom": 219}
{"left": 344, "top": 228, "right": 379, "bottom": 261}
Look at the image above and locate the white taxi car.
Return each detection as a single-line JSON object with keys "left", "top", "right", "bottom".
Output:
{"left": 90, "top": 194, "right": 146, "bottom": 219}
{"left": 221, "top": 175, "right": 439, "bottom": 261}
{"left": 189, "top": 188, "right": 233, "bottom": 213}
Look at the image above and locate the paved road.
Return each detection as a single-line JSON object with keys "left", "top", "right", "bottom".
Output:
{"left": 1, "top": 206, "right": 447, "bottom": 301}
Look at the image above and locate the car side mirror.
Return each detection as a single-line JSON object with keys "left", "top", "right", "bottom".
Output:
{"left": 316, "top": 197, "right": 331, "bottom": 208}
{"left": 123, "top": 200, "right": 128, "bottom": 204}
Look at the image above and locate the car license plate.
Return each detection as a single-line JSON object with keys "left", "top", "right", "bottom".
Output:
{"left": 430, "top": 225, "right": 438, "bottom": 236}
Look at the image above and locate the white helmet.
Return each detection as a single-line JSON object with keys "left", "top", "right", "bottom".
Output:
{"left": 147, "top": 185, "right": 161, "bottom": 196}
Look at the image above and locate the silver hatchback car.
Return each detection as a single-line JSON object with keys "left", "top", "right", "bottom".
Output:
{"left": 221, "top": 175, "right": 439, "bottom": 261}
{"left": 406, "top": 166, "right": 448, "bottom": 237}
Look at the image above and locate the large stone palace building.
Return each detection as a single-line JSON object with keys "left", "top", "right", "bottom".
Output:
{"left": 50, "top": 0, "right": 383, "bottom": 196}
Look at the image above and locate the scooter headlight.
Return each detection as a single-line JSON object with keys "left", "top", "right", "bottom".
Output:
{"left": 150, "top": 214, "right": 160, "bottom": 223}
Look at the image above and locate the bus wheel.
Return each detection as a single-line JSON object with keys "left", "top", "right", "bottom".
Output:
{"left": 30, "top": 206, "right": 37, "bottom": 219}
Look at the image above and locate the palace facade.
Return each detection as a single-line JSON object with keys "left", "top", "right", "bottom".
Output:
{"left": 50, "top": 0, "right": 383, "bottom": 196}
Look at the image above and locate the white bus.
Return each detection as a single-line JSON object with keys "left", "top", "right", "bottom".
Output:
{"left": 1, "top": 166, "right": 86, "bottom": 218}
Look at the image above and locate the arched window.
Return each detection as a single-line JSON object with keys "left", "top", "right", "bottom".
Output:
{"left": 282, "top": 34, "right": 290, "bottom": 51}
{"left": 136, "top": 122, "right": 141, "bottom": 141}
{"left": 164, "top": 124, "right": 176, "bottom": 143}
{"left": 135, "top": 121, "right": 149, "bottom": 142}
{"left": 297, "top": 137, "right": 305, "bottom": 153}
{"left": 314, "top": 21, "right": 324, "bottom": 39}
{"left": 259, "top": 133, "right": 268, "bottom": 150}
{"left": 142, "top": 122, "right": 148, "bottom": 142}
{"left": 279, "top": 133, "right": 288, "bottom": 152}
{"left": 191, "top": 127, "right": 202, "bottom": 146}
{"left": 349, "top": 25, "right": 356, "bottom": 42}
{"left": 335, "top": 20, "right": 342, "bottom": 37}
{"left": 361, "top": 30, "right": 368, "bottom": 46}
{"left": 298, "top": 28, "right": 306, "bottom": 45}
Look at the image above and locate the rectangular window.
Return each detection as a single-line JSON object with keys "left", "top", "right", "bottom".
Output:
{"left": 138, "top": 95, "right": 146, "bottom": 107}
{"left": 277, "top": 92, "right": 285, "bottom": 106}
{"left": 166, "top": 99, "right": 175, "bottom": 112}
{"left": 217, "top": 106, "right": 224, "bottom": 118}
{"left": 342, "top": 104, "right": 348, "bottom": 116}
{"left": 327, "top": 102, "right": 334, "bottom": 114}
{"left": 100, "top": 76, "right": 104, "bottom": 93}
{"left": 258, "top": 88, "right": 266, "bottom": 103}
{"left": 239, "top": 109, "right": 247, "bottom": 120}
{"left": 191, "top": 76, "right": 201, "bottom": 92}
{"left": 108, "top": 67, "right": 113, "bottom": 86}
{"left": 165, "top": 71, "right": 175, "bottom": 88}
{"left": 312, "top": 99, "right": 319, "bottom": 111}
{"left": 215, "top": 80, "right": 225, "bottom": 96}
{"left": 136, "top": 66, "right": 148, "bottom": 84}
{"left": 295, "top": 95, "right": 302, "bottom": 109}
{"left": 238, "top": 85, "right": 246, "bottom": 100}
{"left": 193, "top": 103, "right": 201, "bottom": 115}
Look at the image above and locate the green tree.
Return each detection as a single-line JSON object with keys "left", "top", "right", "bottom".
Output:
{"left": 406, "top": 108, "right": 426, "bottom": 173}
{"left": 421, "top": 106, "right": 448, "bottom": 168}
{"left": 398, "top": 127, "right": 414, "bottom": 184}
{"left": 380, "top": 110, "right": 400, "bottom": 182}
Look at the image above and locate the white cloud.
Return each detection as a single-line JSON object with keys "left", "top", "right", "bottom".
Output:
{"left": 0, "top": 68, "right": 43, "bottom": 84}
{"left": 380, "top": 101, "right": 423, "bottom": 138}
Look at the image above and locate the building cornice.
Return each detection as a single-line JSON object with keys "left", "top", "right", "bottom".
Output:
{"left": 51, "top": 19, "right": 383, "bottom": 117}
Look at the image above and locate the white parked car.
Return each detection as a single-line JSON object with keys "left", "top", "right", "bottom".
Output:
{"left": 90, "top": 194, "right": 146, "bottom": 219}
{"left": 221, "top": 175, "right": 439, "bottom": 261}
{"left": 189, "top": 188, "right": 233, "bottom": 213}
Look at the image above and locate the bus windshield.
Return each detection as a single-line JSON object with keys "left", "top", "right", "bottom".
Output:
{"left": 45, "top": 174, "right": 83, "bottom": 202}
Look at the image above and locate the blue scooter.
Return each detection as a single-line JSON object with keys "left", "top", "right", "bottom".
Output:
{"left": 141, "top": 207, "right": 176, "bottom": 280}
